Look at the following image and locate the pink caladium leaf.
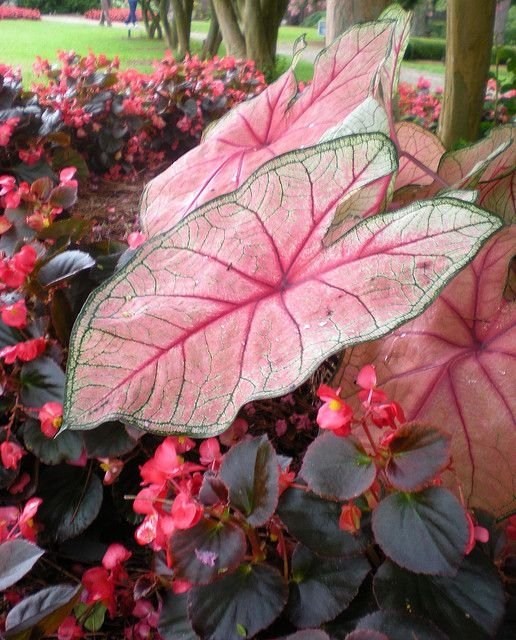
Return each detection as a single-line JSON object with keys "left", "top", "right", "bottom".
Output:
{"left": 377, "top": 4, "right": 412, "bottom": 133}
{"left": 392, "top": 125, "right": 515, "bottom": 221}
{"left": 335, "top": 226, "right": 515, "bottom": 516}
{"left": 63, "top": 136, "right": 501, "bottom": 437}
{"left": 478, "top": 171, "right": 515, "bottom": 224}
{"left": 140, "top": 18, "right": 402, "bottom": 237}
{"left": 394, "top": 122, "right": 445, "bottom": 190}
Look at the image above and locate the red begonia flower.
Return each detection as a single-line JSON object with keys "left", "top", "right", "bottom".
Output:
{"left": 1, "top": 300, "right": 27, "bottom": 328}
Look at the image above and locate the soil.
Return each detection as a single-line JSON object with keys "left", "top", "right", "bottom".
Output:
{"left": 72, "top": 173, "right": 152, "bottom": 243}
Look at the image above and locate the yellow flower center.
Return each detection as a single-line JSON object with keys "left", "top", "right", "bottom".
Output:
{"left": 329, "top": 399, "right": 342, "bottom": 411}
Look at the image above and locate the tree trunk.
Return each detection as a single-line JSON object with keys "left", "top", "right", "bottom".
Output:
{"left": 171, "top": 0, "right": 193, "bottom": 57}
{"left": 494, "top": 0, "right": 511, "bottom": 46}
{"left": 202, "top": 1, "right": 222, "bottom": 59}
{"left": 243, "top": 0, "right": 277, "bottom": 74}
{"left": 326, "top": 0, "right": 391, "bottom": 45}
{"left": 160, "top": 0, "right": 178, "bottom": 49}
{"left": 437, "top": 0, "right": 496, "bottom": 148}
{"left": 212, "top": 0, "right": 247, "bottom": 59}
{"left": 411, "top": 0, "right": 430, "bottom": 37}
{"left": 142, "top": 0, "right": 163, "bottom": 39}
{"left": 259, "top": 0, "right": 289, "bottom": 66}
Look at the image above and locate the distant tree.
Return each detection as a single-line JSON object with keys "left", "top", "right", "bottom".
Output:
{"left": 325, "top": 0, "right": 391, "bottom": 45}
{"left": 211, "top": 0, "right": 289, "bottom": 74}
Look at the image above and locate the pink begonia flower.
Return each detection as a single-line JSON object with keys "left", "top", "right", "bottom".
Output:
{"left": 99, "top": 457, "right": 124, "bottom": 485}
{"left": 82, "top": 566, "right": 115, "bottom": 610}
{"left": 465, "top": 512, "right": 490, "bottom": 555}
{"left": 127, "top": 231, "right": 147, "bottom": 249}
{"left": 1, "top": 299, "right": 27, "bottom": 328}
{"left": 168, "top": 435, "right": 196, "bottom": 453}
{"left": 38, "top": 401, "right": 63, "bottom": 438}
{"left": 369, "top": 400, "right": 405, "bottom": 429}
{"left": 133, "top": 487, "right": 158, "bottom": 515}
{"left": 19, "top": 146, "right": 43, "bottom": 166}
{"left": 18, "top": 497, "right": 42, "bottom": 541}
{"left": 135, "top": 513, "right": 159, "bottom": 546}
{"left": 170, "top": 492, "right": 203, "bottom": 530}
{"left": 0, "top": 506, "right": 19, "bottom": 542}
{"left": 0, "top": 244, "right": 37, "bottom": 289}
{"left": 172, "top": 578, "right": 192, "bottom": 594}
{"left": 102, "top": 543, "right": 132, "bottom": 570}
{"left": 356, "top": 364, "right": 377, "bottom": 390}
{"left": 139, "top": 436, "right": 180, "bottom": 485}
{"left": 316, "top": 384, "right": 353, "bottom": 436}
{"left": 219, "top": 417, "right": 249, "bottom": 446}
{"left": 9, "top": 471, "right": 31, "bottom": 494}
{"left": 0, "top": 440, "right": 25, "bottom": 470}
{"left": 339, "top": 502, "right": 362, "bottom": 534}
{"left": 199, "top": 437, "right": 221, "bottom": 468}
{"left": 0, "top": 337, "right": 46, "bottom": 364}
{"left": 11, "top": 244, "right": 37, "bottom": 277}
{"left": 57, "top": 616, "right": 84, "bottom": 640}
{"left": 59, "top": 166, "right": 78, "bottom": 187}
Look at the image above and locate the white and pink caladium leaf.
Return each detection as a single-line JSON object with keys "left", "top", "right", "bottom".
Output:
{"left": 392, "top": 125, "right": 515, "bottom": 222}
{"left": 63, "top": 136, "right": 501, "bottom": 437}
{"left": 394, "top": 122, "right": 445, "bottom": 190}
{"left": 377, "top": 4, "right": 412, "bottom": 133}
{"left": 140, "top": 17, "right": 403, "bottom": 237}
{"left": 335, "top": 226, "right": 515, "bottom": 516}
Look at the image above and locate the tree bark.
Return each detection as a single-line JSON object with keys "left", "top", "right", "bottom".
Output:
{"left": 160, "top": 0, "right": 178, "bottom": 49}
{"left": 494, "top": 0, "right": 511, "bottom": 46}
{"left": 170, "top": 0, "right": 194, "bottom": 57}
{"left": 326, "top": 0, "right": 390, "bottom": 45}
{"left": 243, "top": 0, "right": 277, "bottom": 74}
{"left": 202, "top": 0, "right": 223, "bottom": 59}
{"left": 437, "top": 0, "right": 497, "bottom": 148}
{"left": 142, "top": 0, "right": 163, "bottom": 39}
{"left": 212, "top": 0, "right": 247, "bottom": 59}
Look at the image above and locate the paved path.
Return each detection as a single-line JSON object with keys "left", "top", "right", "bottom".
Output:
{"left": 42, "top": 14, "right": 444, "bottom": 89}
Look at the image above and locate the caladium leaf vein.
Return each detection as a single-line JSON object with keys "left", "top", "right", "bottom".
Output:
{"left": 64, "top": 135, "right": 501, "bottom": 436}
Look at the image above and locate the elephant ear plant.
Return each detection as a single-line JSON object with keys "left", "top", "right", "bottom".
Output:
{"left": 29, "top": 4, "right": 515, "bottom": 639}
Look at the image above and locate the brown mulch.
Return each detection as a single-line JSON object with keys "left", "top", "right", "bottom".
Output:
{"left": 73, "top": 173, "right": 152, "bottom": 243}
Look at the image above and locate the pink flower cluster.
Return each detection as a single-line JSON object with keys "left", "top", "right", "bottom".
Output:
{"left": 316, "top": 364, "right": 405, "bottom": 438}
{"left": 133, "top": 436, "right": 218, "bottom": 574}
{"left": 0, "top": 6, "right": 40, "bottom": 20}
{"left": 287, "top": 0, "right": 325, "bottom": 19}
{"left": 0, "top": 497, "right": 41, "bottom": 543}
{"left": 398, "top": 77, "right": 443, "bottom": 129}
{"left": 84, "top": 8, "right": 143, "bottom": 22}
{"left": 31, "top": 51, "right": 266, "bottom": 179}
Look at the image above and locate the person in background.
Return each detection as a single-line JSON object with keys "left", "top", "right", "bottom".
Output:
{"left": 124, "top": 0, "right": 139, "bottom": 28}
{"left": 99, "top": 0, "right": 112, "bottom": 27}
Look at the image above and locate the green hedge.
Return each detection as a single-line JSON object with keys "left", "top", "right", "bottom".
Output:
{"left": 404, "top": 37, "right": 446, "bottom": 61}
{"left": 301, "top": 11, "right": 325, "bottom": 28}
{"left": 19, "top": 0, "right": 98, "bottom": 13}
{"left": 404, "top": 37, "right": 515, "bottom": 65}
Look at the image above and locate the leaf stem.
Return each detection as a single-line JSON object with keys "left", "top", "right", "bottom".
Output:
{"left": 399, "top": 150, "right": 449, "bottom": 189}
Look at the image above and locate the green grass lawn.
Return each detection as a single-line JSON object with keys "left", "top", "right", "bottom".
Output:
{"left": 191, "top": 20, "right": 324, "bottom": 45}
{"left": 0, "top": 20, "right": 172, "bottom": 84}
{"left": 0, "top": 18, "right": 319, "bottom": 84}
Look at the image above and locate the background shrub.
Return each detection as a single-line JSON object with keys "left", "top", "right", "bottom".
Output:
{"left": 404, "top": 37, "right": 446, "bottom": 61}
{"left": 19, "top": 0, "right": 97, "bottom": 13}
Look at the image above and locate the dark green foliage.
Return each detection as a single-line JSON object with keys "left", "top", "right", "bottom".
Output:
{"left": 19, "top": 0, "right": 98, "bottom": 13}
{"left": 404, "top": 37, "right": 446, "bottom": 61}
